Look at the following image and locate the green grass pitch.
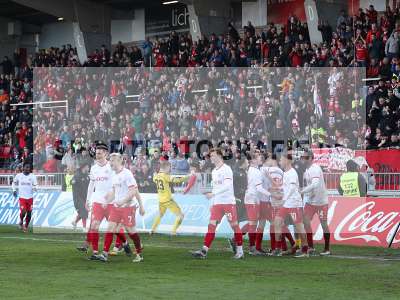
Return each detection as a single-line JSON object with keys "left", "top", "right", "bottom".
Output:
{"left": 1, "top": 225, "right": 400, "bottom": 300}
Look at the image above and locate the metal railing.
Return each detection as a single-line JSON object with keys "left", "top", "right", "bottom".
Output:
{"left": 0, "top": 173, "right": 64, "bottom": 188}
{"left": 320, "top": 172, "right": 400, "bottom": 192}
{"left": 1, "top": 172, "right": 399, "bottom": 197}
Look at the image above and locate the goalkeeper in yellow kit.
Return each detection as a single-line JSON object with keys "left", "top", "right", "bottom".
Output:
{"left": 151, "top": 160, "right": 190, "bottom": 235}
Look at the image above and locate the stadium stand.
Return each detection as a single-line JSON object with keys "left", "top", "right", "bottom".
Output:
{"left": 1, "top": 8, "right": 400, "bottom": 194}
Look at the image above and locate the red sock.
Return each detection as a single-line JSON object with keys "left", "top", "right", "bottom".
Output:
{"left": 91, "top": 231, "right": 99, "bottom": 252}
{"left": 270, "top": 224, "right": 276, "bottom": 250}
{"left": 25, "top": 210, "right": 32, "bottom": 228}
{"left": 281, "top": 236, "right": 288, "bottom": 251}
{"left": 103, "top": 232, "right": 114, "bottom": 252}
{"left": 86, "top": 232, "right": 91, "bottom": 244}
{"left": 241, "top": 223, "right": 249, "bottom": 236}
{"left": 248, "top": 225, "right": 257, "bottom": 247}
{"left": 283, "top": 226, "right": 295, "bottom": 246}
{"left": 255, "top": 230, "right": 263, "bottom": 251}
{"left": 324, "top": 232, "right": 330, "bottom": 251}
{"left": 204, "top": 224, "right": 216, "bottom": 248}
{"left": 302, "top": 245, "right": 308, "bottom": 253}
{"left": 115, "top": 228, "right": 126, "bottom": 247}
{"left": 128, "top": 233, "right": 142, "bottom": 254}
{"left": 232, "top": 224, "right": 243, "bottom": 246}
{"left": 82, "top": 219, "right": 87, "bottom": 228}
{"left": 275, "top": 239, "right": 281, "bottom": 250}
{"left": 307, "top": 232, "right": 314, "bottom": 248}
{"left": 19, "top": 209, "right": 25, "bottom": 224}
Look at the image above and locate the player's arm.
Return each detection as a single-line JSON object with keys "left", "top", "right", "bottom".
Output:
{"left": 255, "top": 182, "right": 271, "bottom": 197}
{"left": 300, "top": 177, "right": 320, "bottom": 194}
{"left": 286, "top": 181, "right": 299, "bottom": 199}
{"left": 205, "top": 175, "right": 232, "bottom": 199}
{"left": 134, "top": 187, "right": 145, "bottom": 216}
{"left": 86, "top": 180, "right": 95, "bottom": 208}
{"left": 183, "top": 174, "right": 197, "bottom": 194}
{"left": 105, "top": 186, "right": 115, "bottom": 203}
{"left": 32, "top": 175, "right": 38, "bottom": 193}
{"left": 170, "top": 175, "right": 189, "bottom": 184}
{"left": 12, "top": 175, "right": 18, "bottom": 197}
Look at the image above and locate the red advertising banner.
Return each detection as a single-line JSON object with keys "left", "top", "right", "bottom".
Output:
{"left": 366, "top": 149, "right": 400, "bottom": 173}
{"left": 312, "top": 196, "right": 400, "bottom": 248}
{"left": 267, "top": 0, "right": 306, "bottom": 24}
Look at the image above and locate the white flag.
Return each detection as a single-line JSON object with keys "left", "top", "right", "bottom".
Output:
{"left": 313, "top": 83, "right": 323, "bottom": 117}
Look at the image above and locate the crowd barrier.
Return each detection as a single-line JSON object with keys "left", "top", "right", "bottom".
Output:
{"left": 0, "top": 188, "right": 399, "bottom": 248}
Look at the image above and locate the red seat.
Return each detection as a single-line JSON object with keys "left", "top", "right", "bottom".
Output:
{"left": 0, "top": 146, "right": 11, "bottom": 159}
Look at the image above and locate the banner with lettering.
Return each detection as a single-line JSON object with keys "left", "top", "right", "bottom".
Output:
{"left": 0, "top": 190, "right": 60, "bottom": 226}
{"left": 312, "top": 196, "right": 400, "bottom": 248}
{"left": 2, "top": 188, "right": 400, "bottom": 248}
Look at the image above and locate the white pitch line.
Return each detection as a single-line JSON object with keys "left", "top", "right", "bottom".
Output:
{"left": 329, "top": 254, "right": 400, "bottom": 262}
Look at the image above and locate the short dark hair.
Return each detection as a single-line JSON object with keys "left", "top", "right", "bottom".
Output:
{"left": 209, "top": 148, "right": 223, "bottom": 158}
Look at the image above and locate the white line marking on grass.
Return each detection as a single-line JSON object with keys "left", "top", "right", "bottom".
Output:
{"left": 329, "top": 254, "right": 400, "bottom": 262}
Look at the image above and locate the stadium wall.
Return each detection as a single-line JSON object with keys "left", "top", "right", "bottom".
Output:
{"left": 0, "top": 188, "right": 399, "bottom": 248}
{"left": 0, "top": 17, "right": 20, "bottom": 63}
{"left": 39, "top": 22, "right": 75, "bottom": 49}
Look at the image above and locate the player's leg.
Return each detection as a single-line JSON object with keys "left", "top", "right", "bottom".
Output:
{"left": 24, "top": 198, "right": 33, "bottom": 231}
{"left": 151, "top": 203, "right": 167, "bottom": 234}
{"left": 126, "top": 225, "right": 143, "bottom": 262}
{"left": 256, "top": 219, "right": 266, "bottom": 252}
{"left": 318, "top": 205, "right": 331, "bottom": 255}
{"left": 122, "top": 206, "right": 142, "bottom": 261}
{"left": 292, "top": 209, "right": 309, "bottom": 257}
{"left": 303, "top": 204, "right": 315, "bottom": 251}
{"left": 245, "top": 204, "right": 259, "bottom": 253}
{"left": 168, "top": 200, "right": 184, "bottom": 235}
{"left": 281, "top": 225, "right": 295, "bottom": 254}
{"left": 269, "top": 207, "right": 279, "bottom": 251}
{"left": 88, "top": 203, "right": 105, "bottom": 255}
{"left": 192, "top": 205, "right": 223, "bottom": 258}
{"left": 18, "top": 198, "right": 27, "bottom": 230}
{"left": 80, "top": 202, "right": 88, "bottom": 229}
{"left": 72, "top": 197, "right": 80, "bottom": 228}
{"left": 273, "top": 215, "right": 284, "bottom": 256}
{"left": 284, "top": 214, "right": 300, "bottom": 252}
{"left": 95, "top": 221, "right": 118, "bottom": 262}
{"left": 256, "top": 202, "right": 272, "bottom": 253}
{"left": 226, "top": 205, "right": 244, "bottom": 259}
{"left": 240, "top": 223, "right": 249, "bottom": 236}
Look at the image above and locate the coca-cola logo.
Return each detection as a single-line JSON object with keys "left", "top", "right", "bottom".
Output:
{"left": 331, "top": 200, "right": 400, "bottom": 245}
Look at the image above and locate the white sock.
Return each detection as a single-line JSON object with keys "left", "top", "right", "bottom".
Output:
{"left": 202, "top": 246, "right": 209, "bottom": 252}
{"left": 236, "top": 246, "right": 243, "bottom": 254}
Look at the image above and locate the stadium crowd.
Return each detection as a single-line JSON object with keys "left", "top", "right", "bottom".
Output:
{"left": 0, "top": 5, "right": 400, "bottom": 194}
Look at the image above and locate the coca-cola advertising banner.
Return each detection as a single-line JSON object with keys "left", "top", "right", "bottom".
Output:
{"left": 313, "top": 196, "right": 400, "bottom": 248}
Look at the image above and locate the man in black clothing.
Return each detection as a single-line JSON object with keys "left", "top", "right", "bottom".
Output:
{"left": 0, "top": 56, "right": 13, "bottom": 75}
{"left": 71, "top": 162, "right": 90, "bottom": 229}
